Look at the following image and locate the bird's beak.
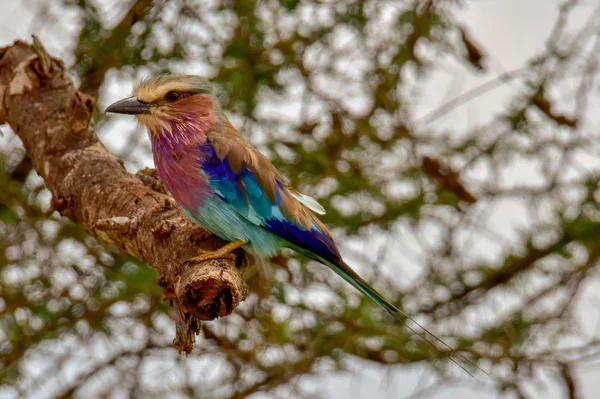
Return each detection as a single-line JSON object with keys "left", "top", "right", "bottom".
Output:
{"left": 105, "top": 96, "right": 151, "bottom": 115}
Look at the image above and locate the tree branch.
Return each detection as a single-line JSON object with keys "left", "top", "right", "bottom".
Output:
{"left": 0, "top": 37, "right": 248, "bottom": 354}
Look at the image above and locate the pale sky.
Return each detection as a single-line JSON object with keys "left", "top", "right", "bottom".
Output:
{"left": 2, "top": 1, "right": 599, "bottom": 398}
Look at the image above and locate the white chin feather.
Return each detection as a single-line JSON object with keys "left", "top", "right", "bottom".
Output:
{"left": 290, "top": 192, "right": 326, "bottom": 215}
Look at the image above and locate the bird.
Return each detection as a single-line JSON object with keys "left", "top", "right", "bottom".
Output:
{"left": 106, "top": 74, "right": 481, "bottom": 375}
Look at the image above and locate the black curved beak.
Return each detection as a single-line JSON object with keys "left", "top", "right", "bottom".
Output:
{"left": 106, "top": 96, "right": 151, "bottom": 115}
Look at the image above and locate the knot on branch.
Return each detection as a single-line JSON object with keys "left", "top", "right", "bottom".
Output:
{"left": 32, "top": 35, "right": 58, "bottom": 80}
{"left": 152, "top": 219, "right": 177, "bottom": 240}
{"left": 94, "top": 216, "right": 139, "bottom": 236}
{"left": 136, "top": 167, "right": 168, "bottom": 194}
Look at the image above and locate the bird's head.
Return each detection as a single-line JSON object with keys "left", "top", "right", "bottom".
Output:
{"left": 106, "top": 74, "right": 223, "bottom": 136}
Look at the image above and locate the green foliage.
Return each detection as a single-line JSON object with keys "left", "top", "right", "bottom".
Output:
{"left": 1, "top": 0, "right": 600, "bottom": 398}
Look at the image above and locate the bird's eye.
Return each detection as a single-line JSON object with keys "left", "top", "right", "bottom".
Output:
{"left": 164, "top": 91, "right": 181, "bottom": 102}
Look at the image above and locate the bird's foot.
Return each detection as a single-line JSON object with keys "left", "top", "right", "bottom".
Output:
{"left": 191, "top": 239, "right": 248, "bottom": 263}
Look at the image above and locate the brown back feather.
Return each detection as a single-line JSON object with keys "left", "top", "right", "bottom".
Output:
{"left": 207, "top": 122, "right": 329, "bottom": 233}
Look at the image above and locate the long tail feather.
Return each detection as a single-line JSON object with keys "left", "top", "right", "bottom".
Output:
{"left": 297, "top": 249, "right": 486, "bottom": 377}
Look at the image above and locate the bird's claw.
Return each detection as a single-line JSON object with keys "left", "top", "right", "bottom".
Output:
{"left": 191, "top": 251, "right": 236, "bottom": 263}
{"left": 191, "top": 239, "right": 248, "bottom": 263}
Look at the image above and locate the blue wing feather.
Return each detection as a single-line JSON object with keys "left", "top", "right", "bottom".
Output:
{"left": 242, "top": 172, "right": 276, "bottom": 218}
{"left": 202, "top": 147, "right": 249, "bottom": 214}
{"left": 199, "top": 142, "right": 340, "bottom": 263}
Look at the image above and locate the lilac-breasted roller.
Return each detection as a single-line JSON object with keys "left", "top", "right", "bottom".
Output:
{"left": 106, "top": 74, "right": 479, "bottom": 374}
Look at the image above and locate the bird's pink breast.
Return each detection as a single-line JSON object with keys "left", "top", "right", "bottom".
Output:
{"left": 151, "top": 128, "right": 210, "bottom": 212}
{"left": 148, "top": 94, "right": 221, "bottom": 212}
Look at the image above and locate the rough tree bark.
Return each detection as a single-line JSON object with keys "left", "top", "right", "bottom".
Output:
{"left": 0, "top": 37, "right": 249, "bottom": 354}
